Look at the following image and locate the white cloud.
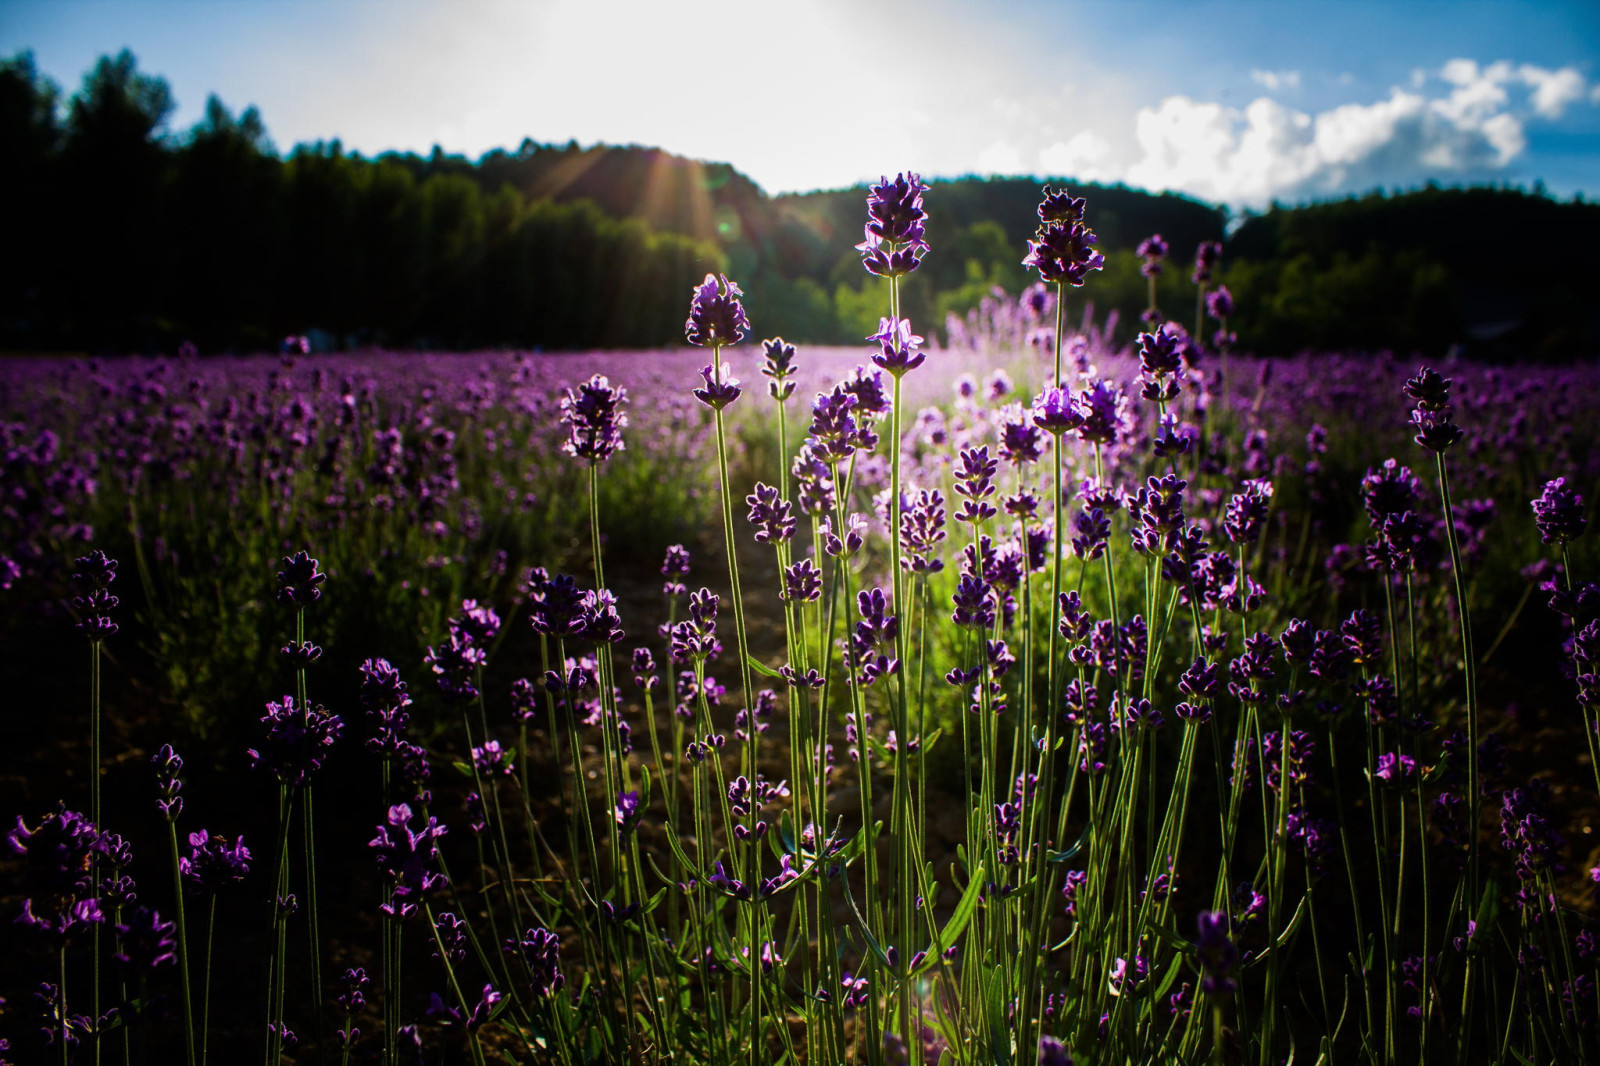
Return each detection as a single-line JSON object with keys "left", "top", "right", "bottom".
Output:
{"left": 977, "top": 141, "right": 1025, "bottom": 176}
{"left": 1039, "top": 131, "right": 1115, "bottom": 182}
{"left": 1109, "top": 57, "right": 1595, "bottom": 206}
{"left": 1250, "top": 69, "right": 1300, "bottom": 92}
{"left": 1518, "top": 64, "right": 1587, "bottom": 118}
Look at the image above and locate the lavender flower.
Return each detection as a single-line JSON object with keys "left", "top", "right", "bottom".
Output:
{"left": 153, "top": 743, "right": 184, "bottom": 821}
{"left": 1532, "top": 478, "right": 1586, "bottom": 545}
{"left": 1195, "top": 911, "right": 1239, "bottom": 998}
{"left": 685, "top": 273, "right": 749, "bottom": 348}
{"left": 761, "top": 338, "right": 798, "bottom": 400}
{"left": 1224, "top": 480, "right": 1273, "bottom": 544}
{"left": 1075, "top": 380, "right": 1128, "bottom": 446}
{"left": 113, "top": 906, "right": 176, "bottom": 976}
{"left": 1137, "top": 233, "right": 1169, "bottom": 277}
{"left": 370, "top": 803, "right": 448, "bottom": 919}
{"left": 1031, "top": 387, "right": 1082, "bottom": 434}
{"left": 247, "top": 696, "right": 344, "bottom": 787}
{"left": 1192, "top": 240, "right": 1222, "bottom": 284}
{"left": 1023, "top": 186, "right": 1105, "bottom": 287}
{"left": 276, "top": 550, "right": 326, "bottom": 608}
{"left": 782, "top": 558, "right": 823, "bottom": 603}
{"left": 559, "top": 374, "right": 629, "bottom": 462}
{"left": 858, "top": 173, "right": 929, "bottom": 277}
{"left": 505, "top": 927, "right": 564, "bottom": 997}
{"left": 180, "top": 830, "right": 251, "bottom": 893}
{"left": 70, "top": 549, "right": 118, "bottom": 640}
{"left": 869, "top": 317, "right": 926, "bottom": 376}
{"left": 1405, "top": 365, "right": 1463, "bottom": 452}
{"left": 693, "top": 361, "right": 743, "bottom": 409}
{"left": 746, "top": 482, "right": 797, "bottom": 544}
{"left": 614, "top": 791, "right": 641, "bottom": 835}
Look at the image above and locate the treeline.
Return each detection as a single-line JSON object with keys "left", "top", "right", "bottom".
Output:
{"left": 1, "top": 51, "right": 722, "bottom": 352}
{"left": 3, "top": 49, "right": 1597, "bottom": 357}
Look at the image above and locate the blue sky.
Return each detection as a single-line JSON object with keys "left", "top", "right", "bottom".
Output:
{"left": 3, "top": 0, "right": 1596, "bottom": 207}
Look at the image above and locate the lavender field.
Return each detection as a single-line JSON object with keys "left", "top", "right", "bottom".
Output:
{"left": 3, "top": 178, "right": 1600, "bottom": 1066}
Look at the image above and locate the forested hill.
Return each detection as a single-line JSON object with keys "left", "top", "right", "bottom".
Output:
{"left": 3, "top": 48, "right": 1597, "bottom": 357}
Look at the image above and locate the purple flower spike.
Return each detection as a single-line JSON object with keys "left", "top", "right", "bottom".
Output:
{"left": 1024, "top": 185, "right": 1105, "bottom": 287}
{"left": 614, "top": 790, "right": 642, "bottom": 835}
{"left": 761, "top": 338, "right": 798, "bottom": 400}
{"left": 1032, "top": 387, "right": 1083, "bottom": 435}
{"left": 1137, "top": 233, "right": 1169, "bottom": 277}
{"left": 153, "top": 744, "right": 184, "bottom": 821}
{"left": 1192, "top": 240, "right": 1223, "bottom": 284}
{"left": 276, "top": 551, "right": 326, "bottom": 608}
{"left": 685, "top": 273, "right": 749, "bottom": 348}
{"left": 869, "top": 317, "right": 926, "bottom": 376}
{"left": 181, "top": 830, "right": 251, "bottom": 893}
{"left": 1195, "top": 910, "right": 1239, "bottom": 998}
{"left": 859, "top": 173, "right": 930, "bottom": 277}
{"left": 1532, "top": 478, "right": 1586, "bottom": 545}
{"left": 693, "top": 362, "right": 743, "bottom": 410}
{"left": 1405, "top": 365, "right": 1463, "bottom": 452}
{"left": 746, "top": 482, "right": 797, "bottom": 544}
{"left": 71, "top": 550, "right": 119, "bottom": 640}
{"left": 1206, "top": 285, "right": 1234, "bottom": 320}
{"left": 248, "top": 697, "right": 344, "bottom": 787}
{"left": 560, "top": 374, "right": 629, "bottom": 462}
{"left": 1038, "top": 1035, "right": 1073, "bottom": 1066}
{"left": 506, "top": 927, "right": 564, "bottom": 997}
{"left": 370, "top": 803, "right": 448, "bottom": 919}
{"left": 114, "top": 906, "right": 176, "bottom": 976}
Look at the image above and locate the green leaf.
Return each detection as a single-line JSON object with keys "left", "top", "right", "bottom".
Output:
{"left": 747, "top": 655, "right": 784, "bottom": 679}
{"left": 913, "top": 861, "right": 986, "bottom": 976}
{"left": 663, "top": 823, "right": 705, "bottom": 882}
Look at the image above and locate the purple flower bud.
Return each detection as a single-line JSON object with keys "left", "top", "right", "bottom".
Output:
{"left": 693, "top": 362, "right": 743, "bottom": 410}
{"left": 746, "top": 482, "right": 796, "bottom": 544}
{"left": 1532, "top": 478, "right": 1586, "bottom": 545}
{"left": 685, "top": 273, "right": 749, "bottom": 348}
{"left": 181, "top": 830, "right": 251, "bottom": 893}
{"left": 869, "top": 317, "right": 926, "bottom": 376}
{"left": 276, "top": 550, "right": 325, "bottom": 608}
{"left": 761, "top": 337, "right": 798, "bottom": 400}
{"left": 1192, "top": 240, "right": 1223, "bottom": 284}
{"left": 560, "top": 374, "right": 629, "bottom": 462}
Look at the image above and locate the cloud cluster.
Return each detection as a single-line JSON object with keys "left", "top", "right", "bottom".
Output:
{"left": 1102, "top": 59, "right": 1595, "bottom": 206}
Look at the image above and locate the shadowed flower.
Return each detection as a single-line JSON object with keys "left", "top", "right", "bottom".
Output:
{"left": 506, "top": 927, "right": 564, "bottom": 997}
{"left": 71, "top": 549, "right": 118, "bottom": 640}
{"left": 152, "top": 744, "right": 184, "bottom": 821}
{"left": 248, "top": 697, "right": 344, "bottom": 787}
{"left": 113, "top": 906, "right": 175, "bottom": 976}
{"left": 1192, "top": 240, "right": 1222, "bottom": 284}
{"left": 276, "top": 551, "right": 325, "bottom": 608}
{"left": 685, "top": 273, "right": 749, "bottom": 348}
{"left": 560, "top": 374, "right": 629, "bottom": 462}
{"left": 1024, "top": 186, "right": 1105, "bottom": 287}
{"left": 761, "top": 338, "right": 798, "bottom": 400}
{"left": 1137, "top": 233, "right": 1168, "bottom": 277}
{"left": 370, "top": 803, "right": 448, "bottom": 919}
{"left": 181, "top": 830, "right": 251, "bottom": 893}
{"left": 858, "top": 173, "right": 929, "bottom": 277}
{"left": 1532, "top": 478, "right": 1586, "bottom": 545}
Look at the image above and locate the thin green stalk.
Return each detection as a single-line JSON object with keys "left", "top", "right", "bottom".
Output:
{"left": 201, "top": 894, "right": 217, "bottom": 1066}
{"left": 167, "top": 819, "right": 198, "bottom": 1066}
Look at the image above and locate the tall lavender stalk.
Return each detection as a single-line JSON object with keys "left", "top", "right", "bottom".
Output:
{"left": 72, "top": 549, "right": 118, "bottom": 1066}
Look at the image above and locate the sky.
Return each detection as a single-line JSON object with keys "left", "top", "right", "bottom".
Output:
{"left": 3, "top": 0, "right": 1598, "bottom": 208}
